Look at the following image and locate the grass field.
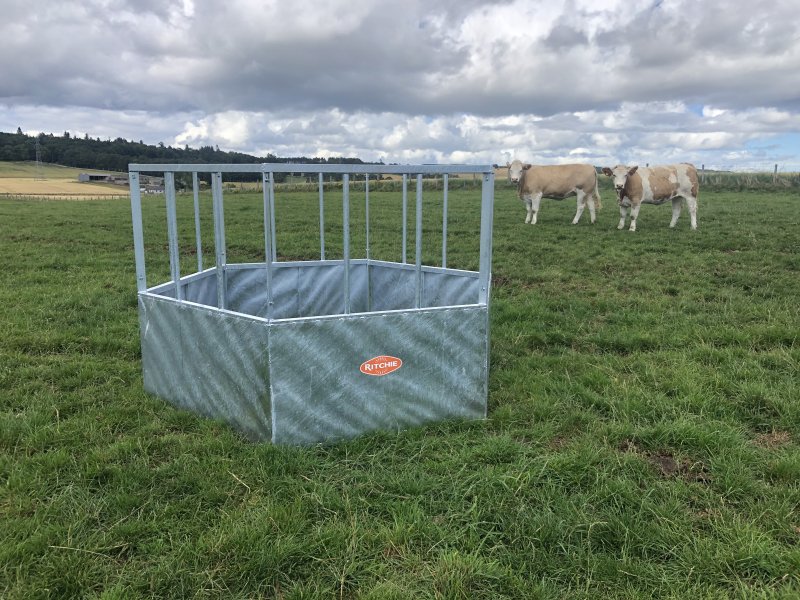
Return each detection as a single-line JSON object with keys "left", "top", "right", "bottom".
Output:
{"left": 0, "top": 162, "right": 127, "bottom": 198}
{"left": 1, "top": 181, "right": 798, "bottom": 598}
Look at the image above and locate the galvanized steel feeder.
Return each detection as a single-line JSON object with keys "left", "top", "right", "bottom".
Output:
{"left": 129, "top": 163, "right": 495, "bottom": 444}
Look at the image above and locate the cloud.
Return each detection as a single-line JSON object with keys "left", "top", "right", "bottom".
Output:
{"left": 1, "top": 0, "right": 799, "bottom": 170}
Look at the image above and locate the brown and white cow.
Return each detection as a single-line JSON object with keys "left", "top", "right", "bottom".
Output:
{"left": 602, "top": 164, "right": 699, "bottom": 231}
{"left": 508, "top": 160, "right": 602, "bottom": 225}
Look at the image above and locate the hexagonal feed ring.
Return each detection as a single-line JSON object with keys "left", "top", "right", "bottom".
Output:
{"left": 129, "top": 163, "right": 494, "bottom": 444}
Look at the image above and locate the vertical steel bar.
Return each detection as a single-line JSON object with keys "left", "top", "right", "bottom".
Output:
{"left": 402, "top": 174, "right": 408, "bottom": 263}
{"left": 164, "top": 172, "right": 183, "bottom": 301}
{"left": 442, "top": 173, "right": 449, "bottom": 268}
{"left": 343, "top": 174, "right": 351, "bottom": 314}
{"left": 365, "top": 173, "right": 370, "bottom": 260}
{"left": 365, "top": 173, "right": 371, "bottom": 311}
{"left": 211, "top": 172, "right": 227, "bottom": 310}
{"left": 262, "top": 172, "right": 274, "bottom": 320}
{"left": 269, "top": 172, "right": 277, "bottom": 262}
{"left": 128, "top": 171, "right": 146, "bottom": 292}
{"left": 478, "top": 172, "right": 495, "bottom": 306}
{"left": 415, "top": 174, "right": 423, "bottom": 309}
{"left": 192, "top": 172, "right": 203, "bottom": 272}
{"left": 318, "top": 172, "right": 325, "bottom": 260}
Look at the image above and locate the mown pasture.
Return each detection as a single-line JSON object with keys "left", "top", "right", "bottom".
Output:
{"left": 1, "top": 180, "right": 798, "bottom": 598}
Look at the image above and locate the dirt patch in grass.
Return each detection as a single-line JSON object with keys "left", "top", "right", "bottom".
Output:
{"left": 753, "top": 430, "right": 792, "bottom": 449}
{"left": 548, "top": 435, "right": 572, "bottom": 450}
{"left": 492, "top": 274, "right": 513, "bottom": 288}
{"left": 619, "top": 440, "right": 712, "bottom": 483}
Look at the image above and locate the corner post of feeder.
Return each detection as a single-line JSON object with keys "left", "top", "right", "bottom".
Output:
{"left": 318, "top": 172, "right": 325, "bottom": 260}
{"left": 478, "top": 170, "right": 494, "bottom": 306}
{"left": 415, "top": 174, "right": 423, "bottom": 309}
{"left": 365, "top": 173, "right": 370, "bottom": 260}
{"left": 262, "top": 171, "right": 274, "bottom": 320}
{"left": 343, "top": 173, "right": 351, "bottom": 314}
{"left": 164, "top": 172, "right": 183, "bottom": 301}
{"left": 211, "top": 171, "right": 227, "bottom": 310}
{"left": 365, "top": 173, "right": 372, "bottom": 311}
{"left": 442, "top": 173, "right": 449, "bottom": 269}
{"left": 128, "top": 169, "right": 146, "bottom": 292}
{"left": 268, "top": 172, "right": 277, "bottom": 262}
{"left": 192, "top": 171, "right": 203, "bottom": 272}
{"left": 402, "top": 174, "right": 408, "bottom": 263}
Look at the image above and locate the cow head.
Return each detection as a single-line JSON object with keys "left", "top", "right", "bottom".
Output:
{"left": 602, "top": 165, "right": 638, "bottom": 195}
{"left": 508, "top": 160, "right": 532, "bottom": 183}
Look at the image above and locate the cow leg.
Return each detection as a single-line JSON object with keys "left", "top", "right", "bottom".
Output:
{"left": 670, "top": 197, "right": 682, "bottom": 228}
{"left": 530, "top": 193, "right": 543, "bottom": 225}
{"left": 628, "top": 203, "right": 641, "bottom": 232}
{"left": 523, "top": 196, "right": 533, "bottom": 224}
{"left": 686, "top": 195, "right": 698, "bottom": 230}
{"left": 572, "top": 190, "right": 586, "bottom": 224}
{"left": 587, "top": 195, "right": 597, "bottom": 224}
{"left": 617, "top": 204, "right": 628, "bottom": 229}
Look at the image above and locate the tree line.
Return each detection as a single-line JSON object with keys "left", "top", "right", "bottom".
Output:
{"left": 0, "top": 129, "right": 375, "bottom": 183}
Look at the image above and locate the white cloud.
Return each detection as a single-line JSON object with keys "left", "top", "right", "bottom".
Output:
{"left": 0, "top": 0, "right": 798, "bottom": 171}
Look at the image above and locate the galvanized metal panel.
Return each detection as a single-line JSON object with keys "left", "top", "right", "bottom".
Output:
{"left": 150, "top": 270, "right": 217, "bottom": 306}
{"left": 183, "top": 272, "right": 218, "bottom": 306}
{"left": 150, "top": 262, "right": 477, "bottom": 315}
{"left": 222, "top": 263, "right": 370, "bottom": 320}
{"left": 139, "top": 295, "right": 272, "bottom": 441}
{"left": 369, "top": 264, "right": 416, "bottom": 312}
{"left": 224, "top": 268, "right": 271, "bottom": 318}
{"left": 269, "top": 307, "right": 487, "bottom": 445}
{"left": 298, "top": 263, "right": 369, "bottom": 317}
{"left": 422, "top": 270, "right": 480, "bottom": 308}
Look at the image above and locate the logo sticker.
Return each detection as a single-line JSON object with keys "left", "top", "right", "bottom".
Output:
{"left": 360, "top": 355, "right": 403, "bottom": 376}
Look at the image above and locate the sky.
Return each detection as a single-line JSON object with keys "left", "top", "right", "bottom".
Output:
{"left": 2, "top": 0, "right": 799, "bottom": 171}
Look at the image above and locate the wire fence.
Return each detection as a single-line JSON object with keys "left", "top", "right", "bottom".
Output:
{"left": 697, "top": 171, "right": 800, "bottom": 191}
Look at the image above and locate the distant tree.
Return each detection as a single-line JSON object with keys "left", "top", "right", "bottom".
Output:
{"left": 1, "top": 128, "right": 375, "bottom": 174}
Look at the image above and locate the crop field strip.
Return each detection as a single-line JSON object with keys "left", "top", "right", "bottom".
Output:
{"left": 0, "top": 162, "right": 127, "bottom": 199}
{"left": 0, "top": 180, "right": 798, "bottom": 598}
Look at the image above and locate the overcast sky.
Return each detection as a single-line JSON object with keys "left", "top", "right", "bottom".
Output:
{"left": 2, "top": 0, "right": 799, "bottom": 170}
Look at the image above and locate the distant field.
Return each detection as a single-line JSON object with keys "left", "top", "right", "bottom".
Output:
{"left": 0, "top": 161, "right": 127, "bottom": 198}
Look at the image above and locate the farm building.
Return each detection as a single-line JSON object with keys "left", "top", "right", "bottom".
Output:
{"left": 79, "top": 173, "right": 164, "bottom": 188}
{"left": 78, "top": 172, "right": 112, "bottom": 183}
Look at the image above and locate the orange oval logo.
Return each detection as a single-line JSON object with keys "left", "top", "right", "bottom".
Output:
{"left": 360, "top": 355, "right": 403, "bottom": 376}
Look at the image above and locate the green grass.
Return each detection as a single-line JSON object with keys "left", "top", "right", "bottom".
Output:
{"left": 1, "top": 182, "right": 799, "bottom": 599}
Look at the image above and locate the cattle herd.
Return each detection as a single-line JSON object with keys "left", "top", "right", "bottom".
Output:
{"left": 508, "top": 160, "right": 700, "bottom": 231}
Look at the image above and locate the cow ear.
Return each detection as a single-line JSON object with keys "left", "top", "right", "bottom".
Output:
{"left": 628, "top": 165, "right": 638, "bottom": 175}
{"left": 602, "top": 167, "right": 613, "bottom": 176}
{"left": 522, "top": 164, "right": 532, "bottom": 170}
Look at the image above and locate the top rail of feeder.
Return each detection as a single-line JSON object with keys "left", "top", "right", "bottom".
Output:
{"left": 128, "top": 163, "right": 494, "bottom": 175}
